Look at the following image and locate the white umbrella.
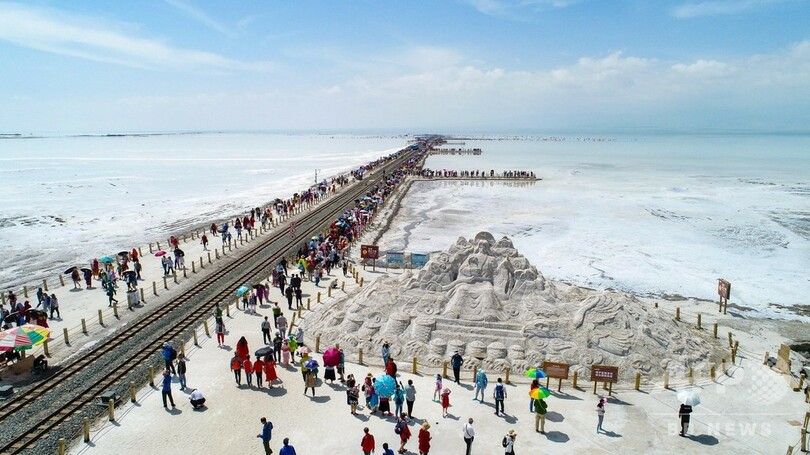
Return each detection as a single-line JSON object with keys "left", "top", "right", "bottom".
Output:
{"left": 677, "top": 389, "right": 701, "bottom": 406}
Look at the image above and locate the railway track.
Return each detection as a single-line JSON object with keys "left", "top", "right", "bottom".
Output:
{"left": 0, "top": 147, "right": 423, "bottom": 455}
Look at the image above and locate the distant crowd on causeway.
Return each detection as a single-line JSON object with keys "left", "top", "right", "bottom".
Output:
{"left": 418, "top": 169, "right": 537, "bottom": 179}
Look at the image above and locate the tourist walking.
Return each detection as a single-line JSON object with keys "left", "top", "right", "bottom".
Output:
{"left": 177, "top": 353, "right": 187, "bottom": 390}
{"left": 215, "top": 319, "right": 225, "bottom": 346}
{"left": 474, "top": 368, "right": 488, "bottom": 402}
{"left": 396, "top": 413, "right": 411, "bottom": 454}
{"left": 433, "top": 374, "right": 442, "bottom": 402}
{"left": 679, "top": 403, "right": 693, "bottom": 437}
{"left": 463, "top": 418, "right": 475, "bottom": 455}
{"left": 272, "top": 302, "right": 282, "bottom": 326}
{"left": 348, "top": 382, "right": 360, "bottom": 415}
{"left": 405, "top": 379, "right": 417, "bottom": 418}
{"left": 304, "top": 369, "right": 316, "bottom": 397}
{"left": 361, "top": 427, "right": 376, "bottom": 455}
{"left": 201, "top": 234, "right": 209, "bottom": 250}
{"left": 273, "top": 332, "right": 283, "bottom": 362}
{"left": 264, "top": 353, "right": 279, "bottom": 387}
{"left": 257, "top": 417, "right": 273, "bottom": 455}
{"left": 381, "top": 341, "right": 391, "bottom": 366}
{"left": 382, "top": 442, "right": 395, "bottom": 455}
{"left": 393, "top": 382, "right": 405, "bottom": 417}
{"left": 254, "top": 356, "right": 265, "bottom": 388}
{"left": 493, "top": 377, "right": 507, "bottom": 416}
{"left": 49, "top": 294, "right": 60, "bottom": 319}
{"left": 276, "top": 314, "right": 288, "bottom": 339}
{"left": 441, "top": 388, "right": 451, "bottom": 418}
{"left": 230, "top": 353, "right": 242, "bottom": 386}
{"left": 534, "top": 397, "right": 548, "bottom": 434}
{"left": 161, "top": 369, "right": 175, "bottom": 409}
{"left": 262, "top": 316, "right": 272, "bottom": 344}
{"left": 502, "top": 429, "right": 516, "bottom": 455}
{"left": 596, "top": 397, "right": 606, "bottom": 433}
{"left": 244, "top": 355, "right": 254, "bottom": 387}
{"left": 451, "top": 351, "right": 464, "bottom": 384}
{"left": 418, "top": 422, "right": 431, "bottom": 455}
{"left": 279, "top": 438, "right": 296, "bottom": 455}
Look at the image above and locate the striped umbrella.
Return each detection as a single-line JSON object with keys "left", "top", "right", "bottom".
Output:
{"left": 525, "top": 368, "right": 547, "bottom": 379}
{"left": 0, "top": 324, "right": 51, "bottom": 351}
{"left": 529, "top": 386, "right": 552, "bottom": 400}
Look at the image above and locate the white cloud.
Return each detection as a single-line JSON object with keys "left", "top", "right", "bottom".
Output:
{"left": 466, "top": 0, "right": 580, "bottom": 17}
{"left": 165, "top": 0, "right": 233, "bottom": 36}
{"left": 672, "top": 0, "right": 791, "bottom": 18}
{"left": 0, "top": 3, "right": 271, "bottom": 71}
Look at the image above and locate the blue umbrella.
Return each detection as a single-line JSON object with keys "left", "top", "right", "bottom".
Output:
{"left": 305, "top": 359, "right": 319, "bottom": 369}
{"left": 236, "top": 285, "right": 250, "bottom": 296}
{"left": 374, "top": 374, "right": 396, "bottom": 398}
{"left": 99, "top": 256, "right": 116, "bottom": 264}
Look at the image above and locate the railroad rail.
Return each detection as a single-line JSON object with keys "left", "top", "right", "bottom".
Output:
{"left": 0, "top": 147, "right": 423, "bottom": 455}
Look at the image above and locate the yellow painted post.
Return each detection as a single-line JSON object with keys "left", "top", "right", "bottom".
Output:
{"left": 130, "top": 382, "right": 137, "bottom": 403}
{"left": 505, "top": 367, "right": 511, "bottom": 384}
{"left": 573, "top": 371, "right": 578, "bottom": 389}
{"left": 149, "top": 366, "right": 155, "bottom": 386}
{"left": 443, "top": 361, "right": 448, "bottom": 379}
{"left": 317, "top": 292, "right": 321, "bottom": 303}
{"left": 83, "top": 417, "right": 90, "bottom": 442}
{"left": 412, "top": 357, "right": 418, "bottom": 374}
{"left": 663, "top": 370, "right": 669, "bottom": 389}
{"left": 81, "top": 318, "right": 87, "bottom": 334}
{"left": 113, "top": 303, "right": 119, "bottom": 319}
{"left": 108, "top": 400, "right": 115, "bottom": 421}
{"left": 307, "top": 298, "right": 311, "bottom": 310}
{"left": 58, "top": 439, "right": 66, "bottom": 455}
{"left": 635, "top": 372, "right": 641, "bottom": 390}
{"left": 163, "top": 276, "right": 169, "bottom": 290}
{"left": 359, "top": 277, "right": 364, "bottom": 287}
{"left": 328, "top": 286, "right": 332, "bottom": 297}
{"left": 675, "top": 307, "right": 680, "bottom": 321}
{"left": 204, "top": 320, "right": 210, "bottom": 336}
{"left": 713, "top": 323, "right": 718, "bottom": 338}
{"left": 710, "top": 366, "right": 716, "bottom": 381}
{"left": 43, "top": 339, "right": 49, "bottom": 356}
{"left": 59, "top": 274, "right": 65, "bottom": 287}
{"left": 359, "top": 348, "right": 364, "bottom": 365}
{"left": 315, "top": 336, "right": 321, "bottom": 353}
{"left": 43, "top": 279, "right": 49, "bottom": 292}
{"left": 98, "top": 309, "right": 104, "bottom": 326}
{"left": 696, "top": 313, "right": 702, "bottom": 329}
{"left": 23, "top": 286, "right": 28, "bottom": 297}
{"left": 721, "top": 358, "right": 727, "bottom": 374}
{"left": 140, "top": 287, "right": 145, "bottom": 303}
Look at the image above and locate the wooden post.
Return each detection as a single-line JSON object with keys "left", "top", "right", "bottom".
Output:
{"left": 139, "top": 247, "right": 143, "bottom": 256}
{"left": 204, "top": 320, "right": 210, "bottom": 336}
{"left": 290, "top": 312, "right": 296, "bottom": 329}
{"left": 180, "top": 342, "right": 185, "bottom": 356}
{"left": 689, "top": 368, "right": 694, "bottom": 386}
{"left": 113, "top": 303, "right": 119, "bottom": 319}
{"left": 156, "top": 241, "right": 161, "bottom": 250}
{"left": 359, "top": 348, "right": 364, "bottom": 365}
{"left": 59, "top": 274, "right": 65, "bottom": 287}
{"left": 193, "top": 330, "right": 198, "bottom": 346}
{"left": 226, "top": 303, "right": 230, "bottom": 317}
{"left": 572, "top": 371, "right": 578, "bottom": 389}
{"left": 140, "top": 287, "right": 145, "bottom": 303}
{"left": 710, "top": 365, "right": 716, "bottom": 381}
{"left": 713, "top": 323, "right": 718, "bottom": 338}
{"left": 98, "top": 309, "right": 104, "bottom": 327}
{"left": 208, "top": 252, "right": 212, "bottom": 264}
{"left": 23, "top": 286, "right": 28, "bottom": 297}
{"left": 721, "top": 358, "right": 727, "bottom": 374}
{"left": 315, "top": 335, "right": 321, "bottom": 353}
{"left": 163, "top": 276, "right": 168, "bottom": 290}
{"left": 634, "top": 372, "right": 641, "bottom": 390}
{"left": 173, "top": 270, "right": 178, "bottom": 283}
{"left": 182, "top": 267, "right": 187, "bottom": 278}
{"left": 442, "top": 361, "right": 448, "bottom": 379}
{"left": 108, "top": 400, "right": 115, "bottom": 421}
{"left": 696, "top": 313, "right": 702, "bottom": 329}
{"left": 317, "top": 292, "right": 321, "bottom": 303}
{"left": 412, "top": 356, "right": 418, "bottom": 374}
{"left": 557, "top": 377, "right": 562, "bottom": 392}
{"left": 83, "top": 417, "right": 90, "bottom": 442}
{"left": 81, "top": 318, "right": 87, "bottom": 334}
{"left": 764, "top": 351, "right": 770, "bottom": 365}
{"left": 505, "top": 367, "right": 511, "bottom": 384}
{"left": 663, "top": 370, "right": 669, "bottom": 389}
{"left": 200, "top": 256, "right": 204, "bottom": 269}
{"left": 130, "top": 382, "right": 137, "bottom": 403}
{"left": 43, "top": 339, "right": 49, "bottom": 356}
{"left": 593, "top": 380, "right": 597, "bottom": 395}
{"left": 192, "top": 262, "right": 196, "bottom": 273}
{"left": 328, "top": 286, "right": 332, "bottom": 297}
{"left": 43, "top": 279, "right": 48, "bottom": 292}
{"left": 149, "top": 243, "right": 154, "bottom": 253}
{"left": 608, "top": 382, "right": 613, "bottom": 396}
{"left": 148, "top": 366, "right": 155, "bottom": 386}
{"left": 675, "top": 307, "right": 680, "bottom": 321}
{"left": 728, "top": 332, "right": 733, "bottom": 348}
{"left": 359, "top": 277, "right": 364, "bottom": 287}
{"left": 58, "top": 439, "right": 66, "bottom": 455}
{"left": 298, "top": 307, "right": 302, "bottom": 318}
{"left": 341, "top": 281, "right": 345, "bottom": 291}
{"left": 731, "top": 347, "right": 737, "bottom": 364}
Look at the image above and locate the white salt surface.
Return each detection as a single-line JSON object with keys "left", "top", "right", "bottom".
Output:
{"left": 380, "top": 134, "right": 810, "bottom": 320}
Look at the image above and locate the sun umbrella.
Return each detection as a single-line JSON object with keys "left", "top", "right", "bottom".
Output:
{"left": 154, "top": 250, "right": 167, "bottom": 257}
{"left": 374, "top": 374, "right": 396, "bottom": 398}
{"left": 122, "top": 270, "right": 137, "bottom": 278}
{"left": 236, "top": 285, "right": 250, "bottom": 296}
{"left": 253, "top": 284, "right": 265, "bottom": 290}
{"left": 323, "top": 347, "right": 341, "bottom": 367}
{"left": 529, "top": 386, "right": 552, "bottom": 400}
{"left": 63, "top": 266, "right": 77, "bottom": 274}
{"left": 0, "top": 324, "right": 51, "bottom": 352}
{"left": 304, "top": 359, "right": 319, "bottom": 369}
{"left": 99, "top": 256, "right": 116, "bottom": 263}
{"left": 296, "top": 346, "right": 311, "bottom": 356}
{"left": 677, "top": 389, "right": 701, "bottom": 406}
{"left": 525, "top": 368, "right": 547, "bottom": 379}
{"left": 80, "top": 268, "right": 92, "bottom": 274}
{"left": 118, "top": 251, "right": 129, "bottom": 257}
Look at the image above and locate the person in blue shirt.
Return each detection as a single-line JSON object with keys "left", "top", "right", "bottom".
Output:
{"left": 279, "top": 437, "right": 297, "bottom": 455}
{"left": 451, "top": 351, "right": 464, "bottom": 384}
{"left": 161, "top": 369, "right": 175, "bottom": 408}
{"left": 381, "top": 442, "right": 395, "bottom": 455}
{"left": 257, "top": 417, "right": 273, "bottom": 455}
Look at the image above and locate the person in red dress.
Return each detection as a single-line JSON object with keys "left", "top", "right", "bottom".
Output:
{"left": 418, "top": 422, "right": 431, "bottom": 454}
{"left": 236, "top": 336, "right": 249, "bottom": 360}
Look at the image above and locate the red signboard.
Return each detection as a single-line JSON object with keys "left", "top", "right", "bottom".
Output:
{"left": 717, "top": 279, "right": 731, "bottom": 300}
{"left": 542, "top": 361, "right": 570, "bottom": 380}
{"left": 360, "top": 245, "right": 379, "bottom": 260}
{"left": 590, "top": 365, "right": 619, "bottom": 383}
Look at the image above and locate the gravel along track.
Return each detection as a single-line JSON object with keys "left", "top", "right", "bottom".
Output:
{"left": 0, "top": 148, "right": 423, "bottom": 455}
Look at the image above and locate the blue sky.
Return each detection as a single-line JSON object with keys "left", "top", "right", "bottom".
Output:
{"left": 0, "top": 0, "right": 808, "bottom": 132}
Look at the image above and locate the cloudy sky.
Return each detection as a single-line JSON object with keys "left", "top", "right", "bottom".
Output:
{"left": 0, "top": 0, "right": 808, "bottom": 133}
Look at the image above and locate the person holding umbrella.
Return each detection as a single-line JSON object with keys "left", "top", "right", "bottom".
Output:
{"left": 304, "top": 366, "right": 317, "bottom": 397}
{"left": 70, "top": 267, "right": 81, "bottom": 289}
{"left": 677, "top": 389, "right": 699, "bottom": 437}
{"left": 82, "top": 268, "right": 93, "bottom": 289}
{"left": 532, "top": 388, "right": 550, "bottom": 433}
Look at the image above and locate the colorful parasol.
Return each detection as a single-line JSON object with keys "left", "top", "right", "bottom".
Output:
{"left": 374, "top": 374, "right": 396, "bottom": 398}
{"left": 0, "top": 324, "right": 51, "bottom": 352}
{"left": 529, "top": 386, "right": 551, "bottom": 400}
{"left": 99, "top": 256, "right": 116, "bottom": 263}
{"left": 236, "top": 285, "right": 251, "bottom": 296}
{"left": 525, "top": 368, "right": 547, "bottom": 379}
{"left": 322, "top": 347, "right": 341, "bottom": 367}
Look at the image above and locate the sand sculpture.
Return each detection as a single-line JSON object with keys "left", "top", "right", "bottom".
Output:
{"left": 303, "top": 232, "right": 719, "bottom": 379}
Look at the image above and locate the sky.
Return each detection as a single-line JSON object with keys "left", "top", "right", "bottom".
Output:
{"left": 0, "top": 0, "right": 808, "bottom": 133}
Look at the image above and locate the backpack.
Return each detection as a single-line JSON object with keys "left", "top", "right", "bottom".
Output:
{"left": 502, "top": 436, "right": 508, "bottom": 447}
{"left": 495, "top": 384, "right": 505, "bottom": 400}
{"left": 395, "top": 421, "right": 403, "bottom": 434}
{"left": 169, "top": 347, "right": 178, "bottom": 361}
